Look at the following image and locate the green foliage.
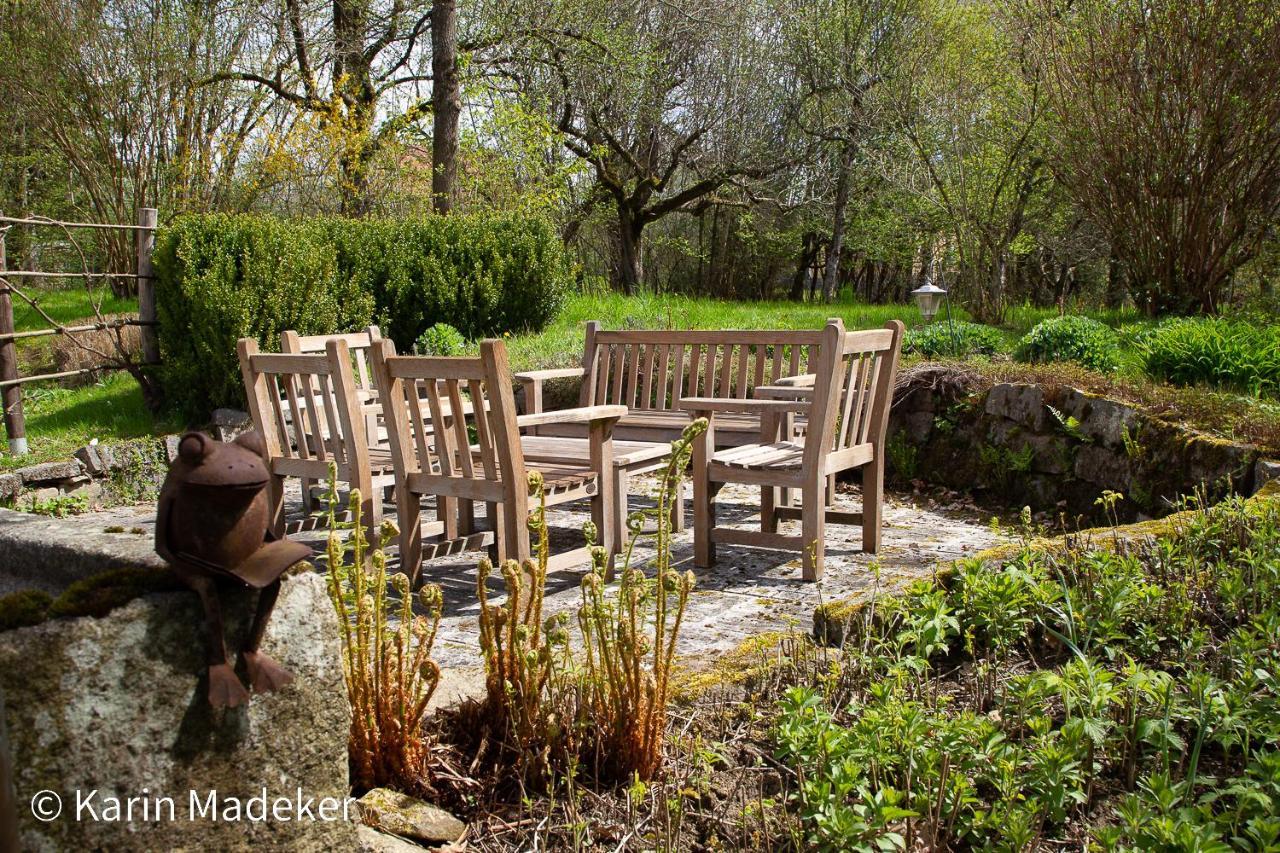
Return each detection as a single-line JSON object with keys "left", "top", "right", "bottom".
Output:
{"left": 153, "top": 212, "right": 568, "bottom": 419}
{"left": 1139, "top": 317, "right": 1280, "bottom": 397}
{"left": 415, "top": 322, "right": 465, "bottom": 356}
{"left": 903, "top": 321, "right": 1005, "bottom": 358}
{"left": 885, "top": 431, "right": 919, "bottom": 482}
{"left": 773, "top": 492, "right": 1280, "bottom": 849}
{"left": 1015, "top": 315, "right": 1120, "bottom": 372}
{"left": 24, "top": 492, "right": 88, "bottom": 517}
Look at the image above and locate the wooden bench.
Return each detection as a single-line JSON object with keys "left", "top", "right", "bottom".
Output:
{"left": 516, "top": 322, "right": 824, "bottom": 446}
{"left": 515, "top": 322, "right": 828, "bottom": 529}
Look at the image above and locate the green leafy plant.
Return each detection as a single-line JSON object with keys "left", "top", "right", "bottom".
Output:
{"left": 415, "top": 322, "right": 465, "bottom": 356}
{"left": 904, "top": 321, "right": 1005, "bottom": 358}
{"left": 1015, "top": 315, "right": 1120, "bottom": 372}
{"left": 1140, "top": 316, "right": 1280, "bottom": 397}
{"left": 885, "top": 431, "right": 919, "bottom": 482}
{"left": 25, "top": 492, "right": 89, "bottom": 517}
{"left": 323, "top": 468, "right": 443, "bottom": 794}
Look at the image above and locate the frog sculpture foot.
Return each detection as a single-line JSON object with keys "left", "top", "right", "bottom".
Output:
{"left": 155, "top": 430, "right": 313, "bottom": 708}
{"left": 244, "top": 650, "right": 294, "bottom": 694}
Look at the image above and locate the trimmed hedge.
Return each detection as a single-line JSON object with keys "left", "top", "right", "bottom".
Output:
{"left": 1014, "top": 315, "right": 1119, "bottom": 372}
{"left": 1141, "top": 317, "right": 1280, "bottom": 397}
{"left": 154, "top": 213, "right": 568, "bottom": 419}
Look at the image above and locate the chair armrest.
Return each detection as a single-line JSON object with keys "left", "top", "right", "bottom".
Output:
{"left": 513, "top": 367, "right": 586, "bottom": 385}
{"left": 677, "top": 397, "right": 809, "bottom": 415}
{"left": 772, "top": 372, "right": 816, "bottom": 387}
{"left": 753, "top": 384, "right": 814, "bottom": 401}
{"left": 517, "top": 404, "right": 628, "bottom": 428}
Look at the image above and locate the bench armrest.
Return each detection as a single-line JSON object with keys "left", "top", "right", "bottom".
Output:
{"left": 513, "top": 367, "right": 586, "bottom": 384}
{"left": 772, "top": 372, "right": 816, "bottom": 387}
{"left": 517, "top": 404, "right": 627, "bottom": 429}
{"left": 753, "top": 384, "right": 814, "bottom": 401}
{"left": 677, "top": 397, "right": 810, "bottom": 415}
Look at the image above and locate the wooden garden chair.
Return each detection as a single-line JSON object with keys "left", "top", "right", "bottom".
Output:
{"left": 238, "top": 337, "right": 397, "bottom": 546}
{"left": 370, "top": 337, "right": 625, "bottom": 585}
{"left": 680, "top": 319, "right": 904, "bottom": 581}
{"left": 281, "top": 326, "right": 384, "bottom": 511}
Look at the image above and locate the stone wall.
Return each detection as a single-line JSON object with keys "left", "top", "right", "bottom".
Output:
{"left": 888, "top": 375, "right": 1277, "bottom": 522}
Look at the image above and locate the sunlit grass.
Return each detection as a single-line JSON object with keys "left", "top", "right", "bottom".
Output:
{"left": 8, "top": 285, "right": 137, "bottom": 332}
{"left": 0, "top": 372, "right": 176, "bottom": 471}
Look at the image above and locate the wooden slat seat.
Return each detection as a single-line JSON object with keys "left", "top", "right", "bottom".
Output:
{"left": 712, "top": 442, "right": 806, "bottom": 473}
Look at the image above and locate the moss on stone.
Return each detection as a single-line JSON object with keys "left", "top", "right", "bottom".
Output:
{"left": 670, "top": 631, "right": 792, "bottom": 702}
{"left": 45, "top": 566, "right": 183, "bottom": 621}
{"left": 0, "top": 589, "right": 54, "bottom": 632}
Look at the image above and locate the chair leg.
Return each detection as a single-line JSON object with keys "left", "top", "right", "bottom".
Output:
{"left": 862, "top": 459, "right": 884, "bottom": 553}
{"left": 488, "top": 502, "right": 503, "bottom": 562}
{"left": 762, "top": 485, "right": 777, "bottom": 533}
{"left": 696, "top": 432, "right": 716, "bottom": 563}
{"left": 268, "top": 474, "right": 286, "bottom": 539}
{"left": 801, "top": 479, "right": 826, "bottom": 582}
{"left": 398, "top": 495, "right": 423, "bottom": 586}
{"left": 506, "top": 496, "right": 532, "bottom": 566}
{"left": 437, "top": 495, "right": 459, "bottom": 542}
{"left": 300, "top": 477, "right": 316, "bottom": 513}
{"left": 827, "top": 474, "right": 837, "bottom": 504}
{"left": 612, "top": 469, "right": 629, "bottom": 555}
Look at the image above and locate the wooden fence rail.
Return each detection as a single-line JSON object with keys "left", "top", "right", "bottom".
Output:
{"left": 0, "top": 208, "right": 158, "bottom": 456}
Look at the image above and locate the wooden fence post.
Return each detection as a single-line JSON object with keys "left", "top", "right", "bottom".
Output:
{"left": 136, "top": 207, "right": 159, "bottom": 365}
{"left": 0, "top": 220, "right": 28, "bottom": 455}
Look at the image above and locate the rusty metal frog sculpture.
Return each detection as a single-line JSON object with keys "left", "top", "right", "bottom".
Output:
{"left": 155, "top": 430, "right": 312, "bottom": 708}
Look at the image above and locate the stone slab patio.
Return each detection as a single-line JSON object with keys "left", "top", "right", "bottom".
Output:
{"left": 5, "top": 477, "right": 1006, "bottom": 678}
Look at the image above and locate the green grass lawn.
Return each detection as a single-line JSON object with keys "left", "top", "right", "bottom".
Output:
{"left": 490, "top": 291, "right": 955, "bottom": 371}
{"left": 9, "top": 285, "right": 137, "bottom": 332}
{"left": 0, "top": 373, "right": 177, "bottom": 471}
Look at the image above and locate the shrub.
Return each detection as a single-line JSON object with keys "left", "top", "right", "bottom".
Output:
{"left": 154, "top": 213, "right": 568, "bottom": 419}
{"left": 904, "top": 322, "right": 1005, "bottom": 358}
{"left": 1014, "top": 315, "right": 1119, "bottom": 372}
{"left": 1140, "top": 316, "right": 1280, "bottom": 397}
{"left": 415, "top": 322, "right": 465, "bottom": 356}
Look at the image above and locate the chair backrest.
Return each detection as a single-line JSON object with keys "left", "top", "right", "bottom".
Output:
{"left": 804, "top": 320, "right": 904, "bottom": 468}
{"left": 238, "top": 337, "right": 373, "bottom": 485}
{"left": 371, "top": 337, "right": 527, "bottom": 513}
{"left": 579, "top": 323, "right": 824, "bottom": 411}
{"left": 281, "top": 326, "right": 383, "bottom": 398}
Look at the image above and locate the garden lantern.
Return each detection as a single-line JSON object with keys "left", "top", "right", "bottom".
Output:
{"left": 911, "top": 279, "right": 947, "bottom": 322}
{"left": 910, "top": 277, "right": 960, "bottom": 356}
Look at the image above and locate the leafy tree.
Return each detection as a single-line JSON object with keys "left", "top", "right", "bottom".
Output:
{"left": 513, "top": 0, "right": 793, "bottom": 293}
{"left": 1026, "top": 0, "right": 1280, "bottom": 315}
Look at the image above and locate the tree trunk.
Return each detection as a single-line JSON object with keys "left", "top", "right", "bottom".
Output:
{"left": 822, "top": 143, "right": 854, "bottom": 303}
{"left": 431, "top": 0, "right": 460, "bottom": 215}
{"left": 612, "top": 210, "right": 644, "bottom": 295}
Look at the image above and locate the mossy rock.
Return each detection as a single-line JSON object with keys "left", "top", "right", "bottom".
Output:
{"left": 46, "top": 566, "right": 184, "bottom": 620}
{"left": 2, "top": 567, "right": 183, "bottom": 632}
{"left": 0, "top": 589, "right": 53, "bottom": 633}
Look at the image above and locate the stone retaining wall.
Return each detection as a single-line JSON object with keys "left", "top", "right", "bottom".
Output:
{"left": 888, "top": 375, "right": 1278, "bottom": 522}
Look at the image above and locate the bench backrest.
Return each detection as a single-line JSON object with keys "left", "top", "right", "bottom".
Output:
{"left": 805, "top": 320, "right": 904, "bottom": 468}
{"left": 281, "top": 325, "right": 382, "bottom": 398}
{"left": 579, "top": 322, "right": 825, "bottom": 410}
